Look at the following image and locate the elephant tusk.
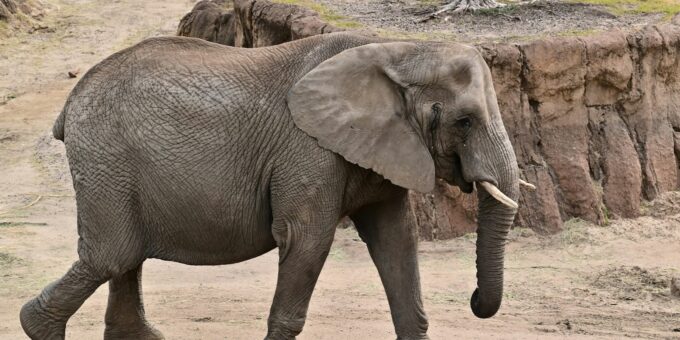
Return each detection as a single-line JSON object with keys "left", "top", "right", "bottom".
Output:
{"left": 519, "top": 179, "right": 536, "bottom": 190}
{"left": 478, "top": 181, "right": 518, "bottom": 210}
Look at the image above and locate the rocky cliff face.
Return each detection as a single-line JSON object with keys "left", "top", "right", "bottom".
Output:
{"left": 178, "top": 0, "right": 680, "bottom": 239}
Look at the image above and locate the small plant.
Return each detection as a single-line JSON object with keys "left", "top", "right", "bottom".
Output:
{"left": 601, "top": 205, "right": 611, "bottom": 226}
{"left": 1, "top": 93, "right": 17, "bottom": 105}
{"left": 462, "top": 231, "right": 478, "bottom": 241}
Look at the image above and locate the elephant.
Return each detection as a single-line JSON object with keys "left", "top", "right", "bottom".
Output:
{"left": 20, "top": 31, "right": 521, "bottom": 339}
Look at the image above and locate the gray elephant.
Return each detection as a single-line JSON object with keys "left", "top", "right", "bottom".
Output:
{"left": 20, "top": 32, "right": 520, "bottom": 340}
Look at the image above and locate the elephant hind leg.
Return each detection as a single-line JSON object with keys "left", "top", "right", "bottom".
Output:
{"left": 104, "top": 263, "right": 164, "bottom": 340}
{"left": 20, "top": 260, "right": 109, "bottom": 340}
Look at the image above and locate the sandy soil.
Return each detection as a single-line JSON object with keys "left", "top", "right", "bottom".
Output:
{"left": 314, "top": 0, "right": 666, "bottom": 43}
{"left": 1, "top": 1, "right": 680, "bottom": 339}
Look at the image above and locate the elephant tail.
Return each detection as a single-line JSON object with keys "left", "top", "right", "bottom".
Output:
{"left": 52, "top": 109, "right": 66, "bottom": 141}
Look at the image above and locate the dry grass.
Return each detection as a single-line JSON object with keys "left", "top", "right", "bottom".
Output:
{"left": 271, "top": 0, "right": 363, "bottom": 29}
{"left": 572, "top": 0, "right": 680, "bottom": 18}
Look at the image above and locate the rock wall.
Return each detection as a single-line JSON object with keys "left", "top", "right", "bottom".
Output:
{"left": 177, "top": 0, "right": 680, "bottom": 239}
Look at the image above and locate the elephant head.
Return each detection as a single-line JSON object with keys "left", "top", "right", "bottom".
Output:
{"left": 287, "top": 41, "right": 520, "bottom": 318}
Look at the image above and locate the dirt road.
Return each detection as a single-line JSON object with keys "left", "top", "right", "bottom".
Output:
{"left": 1, "top": 1, "right": 679, "bottom": 339}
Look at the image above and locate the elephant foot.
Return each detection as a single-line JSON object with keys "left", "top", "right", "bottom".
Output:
{"left": 20, "top": 298, "right": 67, "bottom": 340}
{"left": 264, "top": 335, "right": 296, "bottom": 340}
{"left": 397, "top": 335, "right": 430, "bottom": 340}
{"left": 104, "top": 322, "right": 164, "bottom": 340}
{"left": 264, "top": 327, "right": 299, "bottom": 340}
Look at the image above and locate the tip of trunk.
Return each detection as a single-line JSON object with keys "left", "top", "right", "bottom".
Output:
{"left": 470, "top": 288, "right": 501, "bottom": 319}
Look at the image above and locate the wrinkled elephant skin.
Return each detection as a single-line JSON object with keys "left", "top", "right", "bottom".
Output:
{"left": 20, "top": 32, "right": 519, "bottom": 339}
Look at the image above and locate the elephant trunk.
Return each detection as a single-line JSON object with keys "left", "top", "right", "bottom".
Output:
{"left": 467, "top": 120, "right": 519, "bottom": 319}
{"left": 470, "top": 194, "right": 517, "bottom": 318}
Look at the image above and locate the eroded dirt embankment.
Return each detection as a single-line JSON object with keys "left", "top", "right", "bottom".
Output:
{"left": 179, "top": 0, "right": 680, "bottom": 238}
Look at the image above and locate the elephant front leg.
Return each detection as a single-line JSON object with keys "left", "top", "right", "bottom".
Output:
{"left": 104, "top": 263, "right": 164, "bottom": 340}
{"left": 351, "top": 190, "right": 430, "bottom": 340}
{"left": 266, "top": 218, "right": 336, "bottom": 340}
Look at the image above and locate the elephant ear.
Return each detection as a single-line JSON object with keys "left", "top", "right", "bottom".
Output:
{"left": 287, "top": 42, "right": 435, "bottom": 193}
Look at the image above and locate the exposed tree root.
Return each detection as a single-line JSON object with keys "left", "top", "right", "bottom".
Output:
{"left": 418, "top": 0, "right": 507, "bottom": 22}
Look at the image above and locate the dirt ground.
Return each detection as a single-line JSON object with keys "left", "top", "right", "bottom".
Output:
{"left": 314, "top": 0, "right": 667, "bottom": 43}
{"left": 1, "top": 0, "right": 680, "bottom": 339}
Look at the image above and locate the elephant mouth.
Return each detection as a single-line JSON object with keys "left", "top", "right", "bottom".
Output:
{"left": 449, "top": 153, "right": 519, "bottom": 209}
{"left": 451, "top": 152, "right": 474, "bottom": 193}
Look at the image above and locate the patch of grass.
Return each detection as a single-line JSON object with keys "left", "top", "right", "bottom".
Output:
{"left": 557, "top": 28, "right": 600, "bottom": 37}
{"left": 271, "top": 0, "right": 363, "bottom": 29}
{"left": 0, "top": 252, "right": 22, "bottom": 267}
{"left": 601, "top": 205, "right": 611, "bottom": 226}
{"left": 0, "top": 221, "right": 48, "bottom": 227}
{"left": 571, "top": 0, "right": 680, "bottom": 18}
{"left": 417, "top": 0, "right": 442, "bottom": 5}
{"left": 590, "top": 181, "right": 611, "bottom": 225}
{"left": 328, "top": 247, "right": 346, "bottom": 261}
{"left": 559, "top": 218, "right": 596, "bottom": 245}
{"left": 462, "top": 231, "right": 478, "bottom": 241}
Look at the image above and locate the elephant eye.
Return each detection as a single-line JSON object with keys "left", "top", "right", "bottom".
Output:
{"left": 456, "top": 116, "right": 472, "bottom": 131}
